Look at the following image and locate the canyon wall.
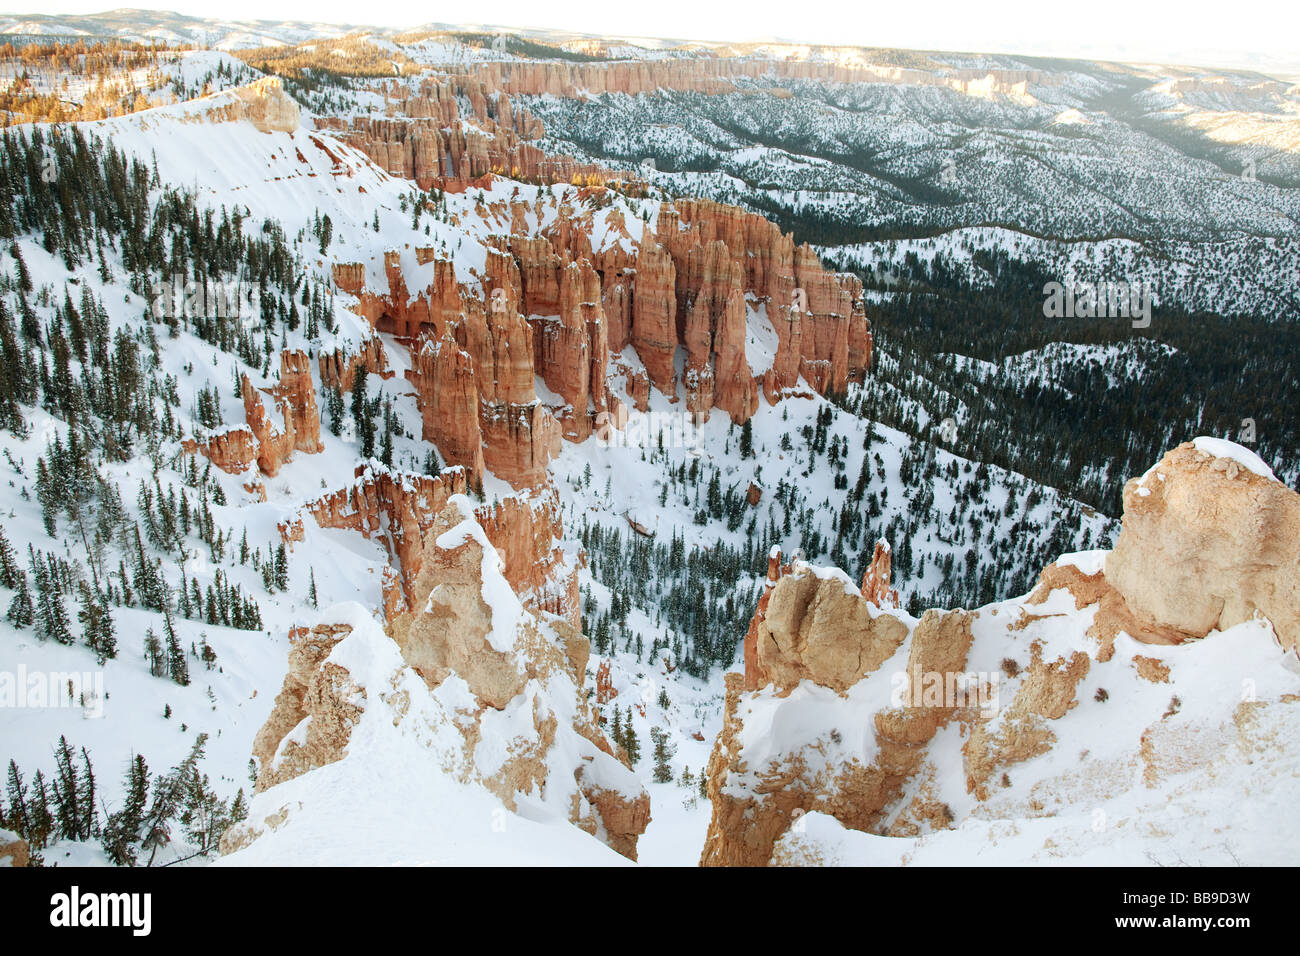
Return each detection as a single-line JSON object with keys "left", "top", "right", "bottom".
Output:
{"left": 330, "top": 192, "right": 870, "bottom": 490}
{"left": 288, "top": 463, "right": 578, "bottom": 628}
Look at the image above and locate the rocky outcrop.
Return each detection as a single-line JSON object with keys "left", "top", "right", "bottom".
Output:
{"left": 328, "top": 75, "right": 613, "bottom": 192}
{"left": 474, "top": 489, "right": 579, "bottom": 628}
{"left": 297, "top": 464, "right": 577, "bottom": 627}
{"left": 660, "top": 199, "right": 867, "bottom": 404}
{"left": 532, "top": 259, "right": 608, "bottom": 439}
{"left": 332, "top": 252, "right": 461, "bottom": 340}
{"left": 703, "top": 565, "right": 970, "bottom": 866}
{"left": 860, "top": 540, "right": 899, "bottom": 608}
{"left": 701, "top": 440, "right": 1300, "bottom": 865}
{"left": 181, "top": 425, "right": 258, "bottom": 475}
{"left": 208, "top": 77, "right": 300, "bottom": 133}
{"left": 301, "top": 464, "right": 469, "bottom": 618}
{"left": 366, "top": 249, "right": 562, "bottom": 490}
{"left": 630, "top": 240, "right": 678, "bottom": 399}
{"left": 1105, "top": 440, "right": 1300, "bottom": 653}
{"left": 230, "top": 496, "right": 649, "bottom": 861}
{"left": 184, "top": 350, "right": 320, "bottom": 481}
{"left": 251, "top": 621, "right": 360, "bottom": 791}
{"left": 413, "top": 333, "right": 486, "bottom": 483}
{"left": 319, "top": 333, "right": 391, "bottom": 392}
{"left": 0, "top": 828, "right": 29, "bottom": 867}
{"left": 746, "top": 553, "right": 908, "bottom": 694}
{"left": 330, "top": 189, "right": 870, "bottom": 487}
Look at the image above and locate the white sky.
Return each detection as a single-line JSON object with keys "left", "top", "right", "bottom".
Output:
{"left": 16, "top": 0, "right": 1300, "bottom": 74}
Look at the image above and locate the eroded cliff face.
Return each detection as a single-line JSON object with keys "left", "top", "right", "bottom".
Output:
{"left": 329, "top": 188, "right": 871, "bottom": 490}
{"left": 319, "top": 331, "right": 392, "bottom": 392}
{"left": 225, "top": 494, "right": 648, "bottom": 862}
{"left": 239, "top": 350, "right": 323, "bottom": 477}
{"left": 284, "top": 463, "right": 577, "bottom": 628}
{"left": 660, "top": 199, "right": 867, "bottom": 406}
{"left": 206, "top": 76, "right": 300, "bottom": 133}
{"left": 701, "top": 439, "right": 1300, "bottom": 866}
{"left": 320, "top": 76, "right": 609, "bottom": 192}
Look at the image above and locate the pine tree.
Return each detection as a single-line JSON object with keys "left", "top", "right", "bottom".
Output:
{"left": 623, "top": 711, "right": 641, "bottom": 765}
{"left": 132, "top": 524, "right": 164, "bottom": 610}
{"left": 140, "top": 734, "right": 207, "bottom": 866}
{"left": 34, "top": 554, "right": 73, "bottom": 645}
{"left": 144, "top": 627, "right": 166, "bottom": 678}
{"left": 326, "top": 385, "right": 344, "bottom": 436}
{"left": 308, "top": 569, "right": 318, "bottom": 608}
{"left": 182, "top": 764, "right": 230, "bottom": 855}
{"left": 35, "top": 458, "right": 59, "bottom": 536}
{"left": 0, "top": 527, "right": 18, "bottom": 588}
{"left": 426, "top": 447, "right": 447, "bottom": 478}
{"left": 273, "top": 542, "right": 288, "bottom": 591}
{"left": 27, "top": 769, "right": 54, "bottom": 850}
{"left": 6, "top": 571, "right": 33, "bottom": 627}
{"left": 164, "top": 606, "right": 189, "bottom": 687}
{"left": 379, "top": 416, "right": 393, "bottom": 466}
{"left": 51, "top": 735, "right": 83, "bottom": 841}
{"left": 76, "top": 746, "right": 96, "bottom": 841}
{"left": 349, "top": 366, "right": 371, "bottom": 456}
{"left": 650, "top": 726, "right": 675, "bottom": 783}
{"left": 77, "top": 583, "right": 117, "bottom": 663}
{"left": 102, "top": 754, "right": 149, "bottom": 866}
{"left": 4, "top": 760, "right": 28, "bottom": 841}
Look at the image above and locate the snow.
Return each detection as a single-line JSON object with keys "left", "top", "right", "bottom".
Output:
{"left": 1191, "top": 436, "right": 1277, "bottom": 480}
{"left": 1054, "top": 549, "right": 1107, "bottom": 575}
{"left": 766, "top": 589, "right": 1300, "bottom": 866}
{"left": 0, "top": 47, "right": 1292, "bottom": 868}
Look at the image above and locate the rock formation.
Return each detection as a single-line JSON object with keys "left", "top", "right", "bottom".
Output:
{"left": 326, "top": 159, "right": 872, "bottom": 486}
{"left": 181, "top": 425, "right": 258, "bottom": 475}
{"left": 295, "top": 463, "right": 577, "bottom": 627}
{"left": 412, "top": 333, "right": 487, "bottom": 484}
{"left": 209, "top": 77, "right": 300, "bottom": 133}
{"left": 746, "top": 554, "right": 908, "bottom": 694}
{"left": 629, "top": 239, "right": 679, "bottom": 400}
{"left": 700, "top": 440, "right": 1300, "bottom": 866}
{"left": 239, "top": 350, "right": 323, "bottom": 477}
{"left": 226, "top": 495, "right": 649, "bottom": 861}
{"left": 319, "top": 332, "right": 392, "bottom": 392}
{"left": 0, "top": 829, "right": 29, "bottom": 867}
{"left": 1105, "top": 440, "right": 1300, "bottom": 653}
{"left": 860, "top": 540, "right": 899, "bottom": 608}
{"left": 182, "top": 350, "right": 321, "bottom": 481}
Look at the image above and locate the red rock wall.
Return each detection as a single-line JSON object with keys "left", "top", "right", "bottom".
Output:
{"left": 301, "top": 464, "right": 576, "bottom": 626}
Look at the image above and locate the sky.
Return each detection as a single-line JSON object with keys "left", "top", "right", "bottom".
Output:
{"left": 13, "top": 0, "right": 1300, "bottom": 74}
